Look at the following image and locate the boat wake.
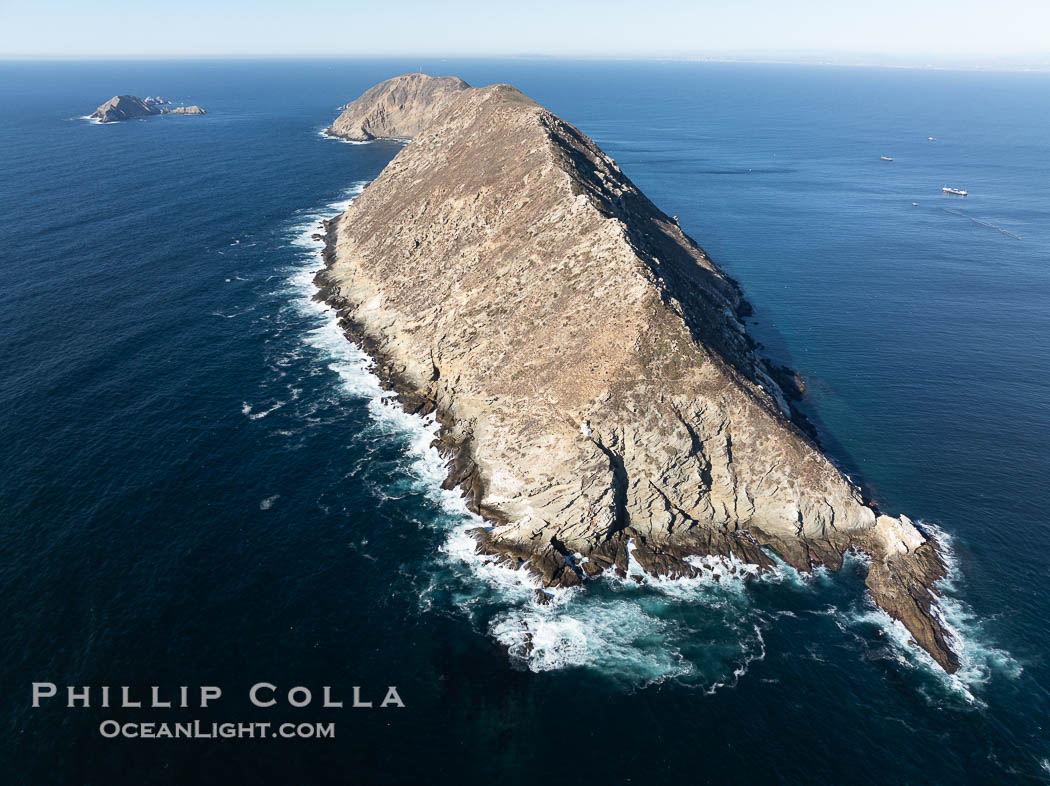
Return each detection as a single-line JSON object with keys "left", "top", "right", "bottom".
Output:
{"left": 942, "top": 208, "right": 1022, "bottom": 240}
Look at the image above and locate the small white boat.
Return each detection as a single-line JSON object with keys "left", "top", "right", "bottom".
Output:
{"left": 942, "top": 186, "right": 968, "bottom": 196}
{"left": 928, "top": 136, "right": 936, "bottom": 141}
{"left": 881, "top": 155, "right": 894, "bottom": 161}
{"left": 912, "top": 202, "right": 918, "bottom": 206}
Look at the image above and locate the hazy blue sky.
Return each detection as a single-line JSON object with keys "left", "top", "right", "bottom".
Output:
{"left": 2, "top": 0, "right": 1049, "bottom": 61}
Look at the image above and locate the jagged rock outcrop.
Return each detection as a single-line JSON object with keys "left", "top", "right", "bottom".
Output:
{"left": 162, "top": 105, "right": 205, "bottom": 116}
{"left": 315, "top": 75, "right": 960, "bottom": 672}
{"left": 91, "top": 95, "right": 156, "bottom": 123}
{"left": 90, "top": 95, "right": 206, "bottom": 123}
{"left": 325, "top": 73, "right": 469, "bottom": 141}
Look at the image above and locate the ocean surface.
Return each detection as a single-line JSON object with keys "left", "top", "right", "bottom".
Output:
{"left": 1, "top": 59, "right": 1049, "bottom": 784}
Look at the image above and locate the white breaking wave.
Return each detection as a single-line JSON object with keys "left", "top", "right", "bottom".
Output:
{"left": 317, "top": 128, "right": 372, "bottom": 145}
{"left": 924, "top": 522, "right": 1021, "bottom": 686}
{"left": 241, "top": 400, "right": 285, "bottom": 421}
{"left": 836, "top": 522, "right": 1019, "bottom": 704}
{"left": 282, "top": 181, "right": 476, "bottom": 518}
{"left": 490, "top": 600, "right": 695, "bottom": 684}
{"left": 316, "top": 128, "right": 411, "bottom": 147}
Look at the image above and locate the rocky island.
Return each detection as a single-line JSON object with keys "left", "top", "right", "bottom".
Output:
{"left": 315, "top": 74, "right": 960, "bottom": 672}
{"left": 324, "top": 73, "right": 468, "bottom": 141}
{"left": 90, "top": 94, "right": 206, "bottom": 123}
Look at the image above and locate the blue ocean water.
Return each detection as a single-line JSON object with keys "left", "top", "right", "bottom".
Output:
{"left": 1, "top": 59, "right": 1049, "bottom": 784}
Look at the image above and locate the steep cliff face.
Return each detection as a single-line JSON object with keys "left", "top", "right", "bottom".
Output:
{"left": 325, "top": 73, "right": 469, "bottom": 141}
{"left": 163, "top": 105, "right": 206, "bottom": 116}
{"left": 316, "top": 77, "right": 960, "bottom": 672}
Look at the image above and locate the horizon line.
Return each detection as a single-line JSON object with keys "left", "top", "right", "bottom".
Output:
{"left": 2, "top": 52, "right": 1050, "bottom": 73}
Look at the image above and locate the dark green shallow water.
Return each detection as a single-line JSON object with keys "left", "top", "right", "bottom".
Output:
{"left": 1, "top": 59, "right": 1048, "bottom": 784}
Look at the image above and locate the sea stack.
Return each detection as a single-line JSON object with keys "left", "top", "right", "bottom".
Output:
{"left": 90, "top": 95, "right": 206, "bottom": 123}
{"left": 315, "top": 75, "right": 960, "bottom": 673}
{"left": 324, "top": 73, "right": 469, "bottom": 141}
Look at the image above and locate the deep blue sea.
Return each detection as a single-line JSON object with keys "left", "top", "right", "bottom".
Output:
{"left": 1, "top": 59, "right": 1049, "bottom": 784}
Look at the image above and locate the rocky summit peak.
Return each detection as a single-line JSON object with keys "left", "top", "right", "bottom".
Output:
{"left": 325, "top": 73, "right": 470, "bottom": 141}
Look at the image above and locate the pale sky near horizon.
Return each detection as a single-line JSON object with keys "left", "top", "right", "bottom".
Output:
{"left": 1, "top": 0, "right": 1048, "bottom": 62}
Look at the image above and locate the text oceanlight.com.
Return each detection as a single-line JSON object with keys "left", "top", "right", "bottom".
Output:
{"left": 99, "top": 720, "right": 336, "bottom": 739}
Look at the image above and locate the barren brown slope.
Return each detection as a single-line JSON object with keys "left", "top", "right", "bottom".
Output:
{"left": 315, "top": 78, "right": 959, "bottom": 672}
{"left": 325, "top": 73, "right": 468, "bottom": 141}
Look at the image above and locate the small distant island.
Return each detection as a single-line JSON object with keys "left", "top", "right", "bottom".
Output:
{"left": 90, "top": 94, "right": 206, "bottom": 123}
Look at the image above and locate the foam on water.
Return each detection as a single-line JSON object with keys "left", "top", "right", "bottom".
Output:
{"left": 609, "top": 546, "right": 763, "bottom": 600}
{"left": 924, "top": 522, "right": 1022, "bottom": 684}
{"left": 837, "top": 522, "right": 1019, "bottom": 703}
{"left": 704, "top": 624, "right": 767, "bottom": 695}
{"left": 433, "top": 517, "right": 774, "bottom": 688}
{"left": 241, "top": 400, "right": 285, "bottom": 420}
{"left": 490, "top": 600, "right": 695, "bottom": 685}
{"left": 317, "top": 128, "right": 373, "bottom": 145}
{"left": 280, "top": 181, "right": 481, "bottom": 517}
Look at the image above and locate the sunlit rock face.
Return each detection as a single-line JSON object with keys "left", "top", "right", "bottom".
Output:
{"left": 326, "top": 73, "right": 469, "bottom": 141}
{"left": 315, "top": 75, "right": 959, "bottom": 673}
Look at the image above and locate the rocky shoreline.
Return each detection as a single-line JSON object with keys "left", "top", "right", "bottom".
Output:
{"left": 314, "top": 233, "right": 500, "bottom": 521}
{"left": 315, "top": 225, "right": 956, "bottom": 671}
{"left": 313, "top": 75, "right": 960, "bottom": 673}
{"left": 315, "top": 230, "right": 800, "bottom": 585}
